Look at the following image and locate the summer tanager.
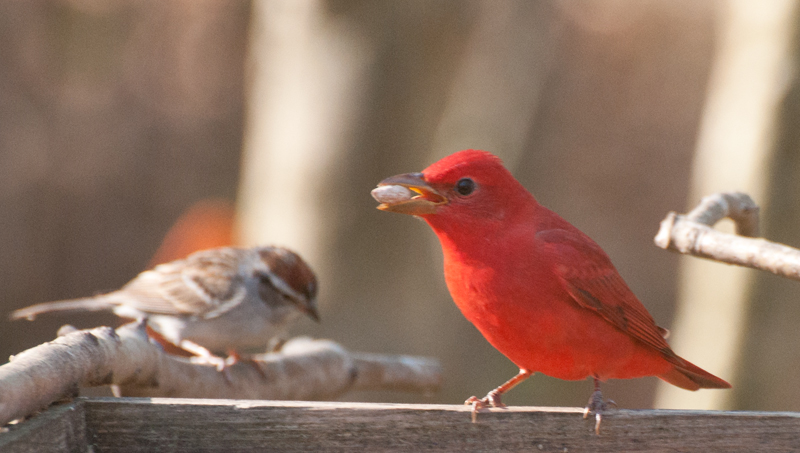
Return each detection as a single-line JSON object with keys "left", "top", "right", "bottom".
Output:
{"left": 372, "top": 150, "right": 729, "bottom": 433}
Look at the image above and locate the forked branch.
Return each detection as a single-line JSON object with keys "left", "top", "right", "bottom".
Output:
{"left": 655, "top": 192, "right": 800, "bottom": 281}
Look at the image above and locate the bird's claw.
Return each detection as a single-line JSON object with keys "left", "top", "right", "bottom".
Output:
{"left": 583, "top": 389, "right": 615, "bottom": 435}
{"left": 465, "top": 390, "right": 505, "bottom": 423}
{"left": 189, "top": 354, "right": 228, "bottom": 371}
{"left": 268, "top": 337, "right": 288, "bottom": 353}
{"left": 190, "top": 353, "right": 251, "bottom": 384}
{"left": 225, "top": 351, "right": 269, "bottom": 380}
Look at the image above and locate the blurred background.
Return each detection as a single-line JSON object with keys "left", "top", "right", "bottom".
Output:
{"left": 2, "top": 0, "right": 800, "bottom": 412}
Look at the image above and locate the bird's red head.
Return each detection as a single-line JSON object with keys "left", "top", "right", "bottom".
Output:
{"left": 372, "top": 150, "right": 535, "bottom": 226}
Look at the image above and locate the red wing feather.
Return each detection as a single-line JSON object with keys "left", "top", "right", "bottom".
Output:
{"left": 536, "top": 228, "right": 673, "bottom": 355}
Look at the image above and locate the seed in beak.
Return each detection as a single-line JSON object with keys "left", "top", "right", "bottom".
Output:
{"left": 371, "top": 185, "right": 414, "bottom": 204}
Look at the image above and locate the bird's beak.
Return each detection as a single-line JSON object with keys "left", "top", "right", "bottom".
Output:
{"left": 299, "top": 301, "right": 320, "bottom": 322}
{"left": 372, "top": 172, "right": 447, "bottom": 215}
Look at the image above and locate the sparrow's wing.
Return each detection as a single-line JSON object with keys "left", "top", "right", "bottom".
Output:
{"left": 117, "top": 248, "right": 247, "bottom": 317}
{"left": 536, "top": 228, "right": 672, "bottom": 354}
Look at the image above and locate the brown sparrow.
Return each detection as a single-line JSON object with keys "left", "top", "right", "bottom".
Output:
{"left": 10, "top": 246, "right": 319, "bottom": 368}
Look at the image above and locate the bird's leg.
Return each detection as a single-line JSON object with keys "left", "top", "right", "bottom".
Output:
{"left": 465, "top": 369, "right": 531, "bottom": 423}
{"left": 224, "top": 350, "right": 269, "bottom": 379}
{"left": 151, "top": 333, "right": 237, "bottom": 382}
{"left": 583, "top": 377, "right": 616, "bottom": 435}
{"left": 145, "top": 326, "right": 194, "bottom": 357}
{"left": 180, "top": 340, "right": 232, "bottom": 375}
{"left": 267, "top": 337, "right": 287, "bottom": 353}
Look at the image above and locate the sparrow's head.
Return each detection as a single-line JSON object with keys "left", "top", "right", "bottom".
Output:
{"left": 372, "top": 150, "right": 535, "bottom": 226}
{"left": 255, "top": 246, "right": 319, "bottom": 322}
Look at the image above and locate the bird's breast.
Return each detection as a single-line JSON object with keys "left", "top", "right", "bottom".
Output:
{"left": 442, "top": 251, "right": 670, "bottom": 381}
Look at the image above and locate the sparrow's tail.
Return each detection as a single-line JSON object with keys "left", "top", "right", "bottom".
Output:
{"left": 9, "top": 297, "right": 115, "bottom": 321}
{"left": 659, "top": 355, "right": 731, "bottom": 391}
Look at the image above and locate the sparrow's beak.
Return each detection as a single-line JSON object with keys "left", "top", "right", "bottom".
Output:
{"left": 303, "top": 303, "right": 320, "bottom": 323}
{"left": 372, "top": 172, "right": 447, "bottom": 215}
{"left": 290, "top": 297, "right": 319, "bottom": 322}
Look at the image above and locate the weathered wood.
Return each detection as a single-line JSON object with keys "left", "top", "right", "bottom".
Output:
{"left": 5, "top": 398, "right": 800, "bottom": 451}
{"left": 0, "top": 401, "right": 85, "bottom": 453}
{"left": 74, "top": 398, "right": 800, "bottom": 452}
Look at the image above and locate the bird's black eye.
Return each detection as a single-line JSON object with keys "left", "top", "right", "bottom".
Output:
{"left": 455, "top": 178, "right": 475, "bottom": 196}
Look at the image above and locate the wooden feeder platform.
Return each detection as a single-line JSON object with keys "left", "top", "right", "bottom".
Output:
{"left": 2, "top": 398, "right": 800, "bottom": 452}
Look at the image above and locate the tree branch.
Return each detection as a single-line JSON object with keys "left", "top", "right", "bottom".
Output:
{"left": 655, "top": 192, "right": 800, "bottom": 281}
{"left": 0, "top": 322, "right": 441, "bottom": 426}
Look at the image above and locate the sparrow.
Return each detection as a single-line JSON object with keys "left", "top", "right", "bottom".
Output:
{"left": 10, "top": 246, "right": 319, "bottom": 369}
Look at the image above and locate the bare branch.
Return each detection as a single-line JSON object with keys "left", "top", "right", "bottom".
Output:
{"left": 0, "top": 322, "right": 442, "bottom": 426}
{"left": 655, "top": 192, "right": 800, "bottom": 281}
{"left": 684, "top": 192, "right": 760, "bottom": 236}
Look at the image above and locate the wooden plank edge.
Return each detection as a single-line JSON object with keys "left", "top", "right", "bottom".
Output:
{"left": 81, "top": 396, "right": 800, "bottom": 418}
{"left": 0, "top": 400, "right": 86, "bottom": 453}
{"left": 80, "top": 398, "right": 800, "bottom": 452}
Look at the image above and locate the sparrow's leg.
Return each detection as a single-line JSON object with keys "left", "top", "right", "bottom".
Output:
{"left": 583, "top": 376, "right": 616, "bottom": 435}
{"left": 267, "top": 337, "right": 287, "bottom": 353}
{"left": 148, "top": 330, "right": 235, "bottom": 380}
{"left": 178, "top": 340, "right": 270, "bottom": 382}
{"left": 145, "top": 326, "right": 193, "bottom": 357}
{"left": 180, "top": 340, "right": 229, "bottom": 371}
{"left": 223, "top": 350, "right": 269, "bottom": 379}
{"left": 464, "top": 369, "right": 531, "bottom": 423}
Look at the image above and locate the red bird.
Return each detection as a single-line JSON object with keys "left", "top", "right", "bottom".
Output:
{"left": 372, "top": 150, "right": 730, "bottom": 433}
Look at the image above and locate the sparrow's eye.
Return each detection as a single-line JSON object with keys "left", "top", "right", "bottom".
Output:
{"left": 455, "top": 178, "right": 475, "bottom": 196}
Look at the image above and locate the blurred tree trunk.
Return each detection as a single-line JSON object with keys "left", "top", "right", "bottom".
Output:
{"left": 238, "top": 0, "right": 481, "bottom": 404}
{"left": 732, "top": 2, "right": 800, "bottom": 412}
{"left": 654, "top": 0, "right": 799, "bottom": 411}
{"left": 0, "top": 1, "right": 249, "bottom": 369}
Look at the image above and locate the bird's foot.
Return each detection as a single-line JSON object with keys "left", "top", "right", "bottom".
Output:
{"left": 464, "top": 390, "right": 505, "bottom": 423}
{"left": 188, "top": 354, "right": 237, "bottom": 383}
{"left": 267, "top": 337, "right": 287, "bottom": 353}
{"left": 181, "top": 340, "right": 238, "bottom": 383}
{"left": 583, "top": 389, "right": 616, "bottom": 435}
{"left": 190, "top": 351, "right": 269, "bottom": 383}
{"left": 189, "top": 353, "right": 231, "bottom": 371}
{"left": 224, "top": 350, "right": 269, "bottom": 379}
